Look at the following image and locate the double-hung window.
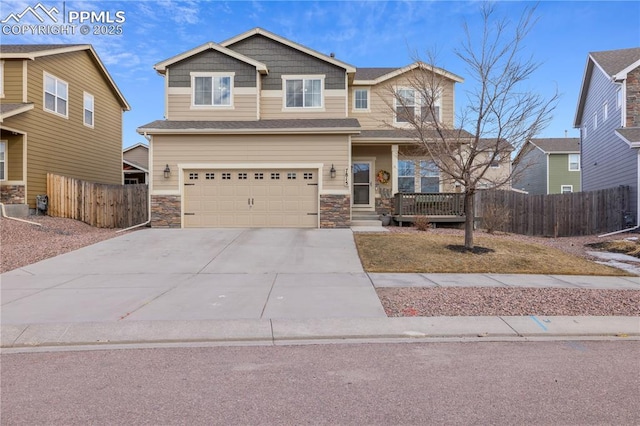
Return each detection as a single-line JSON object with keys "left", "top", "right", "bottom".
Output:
{"left": 285, "top": 77, "right": 322, "bottom": 108}
{"left": 84, "top": 92, "right": 94, "bottom": 127}
{"left": 192, "top": 73, "right": 233, "bottom": 107}
{"left": 568, "top": 154, "right": 580, "bottom": 171}
{"left": 353, "top": 89, "right": 369, "bottom": 111}
{"left": 488, "top": 150, "right": 500, "bottom": 168}
{"left": 398, "top": 159, "right": 440, "bottom": 192}
{"left": 44, "top": 73, "right": 68, "bottom": 117}
{"left": 395, "top": 89, "right": 415, "bottom": 123}
{"left": 420, "top": 94, "right": 440, "bottom": 123}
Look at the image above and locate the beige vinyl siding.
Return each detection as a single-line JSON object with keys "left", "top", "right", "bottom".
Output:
{"left": 3, "top": 59, "right": 24, "bottom": 102}
{"left": 352, "top": 144, "right": 393, "bottom": 193}
{"left": 350, "top": 74, "right": 456, "bottom": 130}
{"left": 260, "top": 90, "right": 347, "bottom": 119}
{"left": 167, "top": 93, "right": 257, "bottom": 120}
{"left": 6, "top": 133, "right": 24, "bottom": 180}
{"left": 152, "top": 134, "right": 349, "bottom": 192}
{"left": 123, "top": 145, "right": 149, "bottom": 169}
{"left": 3, "top": 50, "right": 124, "bottom": 207}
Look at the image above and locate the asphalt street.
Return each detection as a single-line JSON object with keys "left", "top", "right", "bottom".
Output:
{"left": 2, "top": 341, "right": 639, "bottom": 425}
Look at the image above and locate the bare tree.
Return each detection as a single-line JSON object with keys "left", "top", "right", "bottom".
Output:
{"left": 385, "top": 4, "right": 558, "bottom": 249}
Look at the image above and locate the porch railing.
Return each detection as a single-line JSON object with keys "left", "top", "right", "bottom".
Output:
{"left": 394, "top": 192, "right": 465, "bottom": 220}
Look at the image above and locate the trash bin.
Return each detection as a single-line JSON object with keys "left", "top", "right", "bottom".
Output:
{"left": 36, "top": 194, "right": 48, "bottom": 214}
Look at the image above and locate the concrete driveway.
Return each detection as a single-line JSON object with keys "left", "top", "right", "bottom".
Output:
{"left": 1, "top": 228, "right": 387, "bottom": 324}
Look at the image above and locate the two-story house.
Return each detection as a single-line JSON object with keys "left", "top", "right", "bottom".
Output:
{"left": 574, "top": 47, "right": 640, "bottom": 225}
{"left": 0, "top": 44, "right": 130, "bottom": 216}
{"left": 123, "top": 143, "right": 149, "bottom": 184}
{"left": 138, "top": 28, "right": 475, "bottom": 228}
{"left": 512, "top": 138, "right": 581, "bottom": 195}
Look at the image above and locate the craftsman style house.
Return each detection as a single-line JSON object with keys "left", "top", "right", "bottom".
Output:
{"left": 574, "top": 47, "right": 640, "bottom": 225}
{"left": 0, "top": 44, "right": 130, "bottom": 216}
{"left": 512, "top": 138, "right": 581, "bottom": 195}
{"left": 139, "top": 28, "right": 505, "bottom": 228}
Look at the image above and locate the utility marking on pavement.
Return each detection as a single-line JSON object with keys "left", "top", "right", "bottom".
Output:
{"left": 530, "top": 315, "right": 548, "bottom": 331}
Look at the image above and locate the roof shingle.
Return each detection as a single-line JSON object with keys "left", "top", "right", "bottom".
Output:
{"left": 590, "top": 47, "right": 640, "bottom": 76}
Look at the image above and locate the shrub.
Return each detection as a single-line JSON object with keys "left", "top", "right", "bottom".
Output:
{"left": 482, "top": 204, "right": 511, "bottom": 234}
{"left": 414, "top": 215, "right": 431, "bottom": 231}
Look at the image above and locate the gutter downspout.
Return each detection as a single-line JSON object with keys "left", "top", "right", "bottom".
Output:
{"left": 117, "top": 132, "right": 152, "bottom": 234}
{"left": 0, "top": 203, "right": 42, "bottom": 226}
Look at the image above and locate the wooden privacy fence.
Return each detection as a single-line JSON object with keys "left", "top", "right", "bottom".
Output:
{"left": 46, "top": 173, "right": 148, "bottom": 229}
{"left": 475, "top": 186, "right": 631, "bottom": 237}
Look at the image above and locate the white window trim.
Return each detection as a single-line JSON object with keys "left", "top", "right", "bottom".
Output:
{"left": 352, "top": 88, "right": 370, "bottom": 112}
{"left": 561, "top": 185, "right": 573, "bottom": 194}
{"left": 393, "top": 87, "right": 441, "bottom": 125}
{"left": 43, "top": 71, "right": 69, "bottom": 118}
{"left": 568, "top": 153, "right": 580, "bottom": 171}
{"left": 603, "top": 102, "right": 608, "bottom": 121}
{"left": 83, "top": 92, "right": 94, "bottom": 128}
{"left": 0, "top": 140, "right": 6, "bottom": 181}
{"left": 190, "top": 72, "right": 235, "bottom": 109}
{"left": 593, "top": 112, "right": 598, "bottom": 130}
{"left": 583, "top": 124, "right": 587, "bottom": 139}
{"left": 282, "top": 74, "right": 325, "bottom": 111}
{"left": 488, "top": 150, "right": 500, "bottom": 168}
{"left": 616, "top": 87, "right": 622, "bottom": 110}
{"left": 397, "top": 158, "right": 441, "bottom": 192}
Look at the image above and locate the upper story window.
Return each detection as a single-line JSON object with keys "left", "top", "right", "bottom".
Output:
{"left": 488, "top": 151, "right": 500, "bottom": 168}
{"left": 593, "top": 112, "right": 598, "bottom": 130}
{"left": 568, "top": 154, "right": 580, "bottom": 171}
{"left": 353, "top": 88, "right": 369, "bottom": 111}
{"left": 83, "top": 92, "right": 94, "bottom": 127}
{"left": 395, "top": 88, "right": 440, "bottom": 124}
{"left": 284, "top": 76, "right": 323, "bottom": 108}
{"left": 616, "top": 88, "right": 622, "bottom": 110}
{"left": 44, "top": 72, "right": 68, "bottom": 117}
{"left": 603, "top": 102, "right": 608, "bottom": 121}
{"left": 191, "top": 72, "right": 233, "bottom": 107}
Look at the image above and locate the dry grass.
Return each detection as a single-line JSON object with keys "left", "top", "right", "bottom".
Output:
{"left": 588, "top": 240, "right": 640, "bottom": 258}
{"left": 354, "top": 233, "right": 632, "bottom": 276}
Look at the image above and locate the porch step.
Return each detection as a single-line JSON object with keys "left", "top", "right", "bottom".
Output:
{"left": 352, "top": 213, "right": 381, "bottom": 221}
{"left": 351, "top": 219, "right": 383, "bottom": 226}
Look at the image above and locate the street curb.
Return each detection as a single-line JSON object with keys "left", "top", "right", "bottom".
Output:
{"left": 2, "top": 316, "right": 639, "bottom": 349}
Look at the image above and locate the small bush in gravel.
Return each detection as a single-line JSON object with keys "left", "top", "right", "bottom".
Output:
{"left": 414, "top": 216, "right": 431, "bottom": 231}
{"left": 481, "top": 204, "right": 510, "bottom": 234}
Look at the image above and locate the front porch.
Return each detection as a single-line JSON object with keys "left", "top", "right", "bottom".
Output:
{"left": 392, "top": 192, "right": 466, "bottom": 225}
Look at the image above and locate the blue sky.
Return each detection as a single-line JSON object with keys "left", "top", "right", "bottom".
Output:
{"left": 2, "top": 0, "right": 639, "bottom": 148}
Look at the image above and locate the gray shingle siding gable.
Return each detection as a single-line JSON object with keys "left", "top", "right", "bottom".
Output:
{"left": 226, "top": 35, "right": 346, "bottom": 90}
{"left": 513, "top": 145, "right": 547, "bottom": 194}
{"left": 168, "top": 50, "right": 257, "bottom": 88}
{"left": 581, "top": 62, "right": 637, "bottom": 218}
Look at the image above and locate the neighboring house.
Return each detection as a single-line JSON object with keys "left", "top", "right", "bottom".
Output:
{"left": 574, "top": 47, "right": 640, "bottom": 225}
{"left": 476, "top": 138, "right": 514, "bottom": 190}
{"left": 0, "top": 44, "right": 130, "bottom": 215}
{"left": 512, "top": 138, "right": 581, "bottom": 195}
{"left": 123, "top": 143, "right": 149, "bottom": 184}
{"left": 137, "top": 28, "right": 492, "bottom": 228}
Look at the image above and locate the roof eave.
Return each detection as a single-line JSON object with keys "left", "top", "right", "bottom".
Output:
{"left": 0, "top": 103, "right": 34, "bottom": 121}
{"left": 358, "top": 62, "right": 465, "bottom": 86}
{"left": 613, "top": 58, "right": 640, "bottom": 81}
{"left": 136, "top": 127, "right": 361, "bottom": 135}
{"left": 123, "top": 159, "right": 149, "bottom": 173}
{"left": 615, "top": 130, "right": 640, "bottom": 148}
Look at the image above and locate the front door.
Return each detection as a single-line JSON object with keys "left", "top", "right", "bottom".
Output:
{"left": 352, "top": 161, "right": 373, "bottom": 207}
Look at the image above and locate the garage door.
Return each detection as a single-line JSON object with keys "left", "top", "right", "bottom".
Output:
{"left": 183, "top": 169, "right": 318, "bottom": 228}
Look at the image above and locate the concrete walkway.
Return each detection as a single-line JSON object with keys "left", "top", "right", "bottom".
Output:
{"left": 1, "top": 228, "right": 639, "bottom": 349}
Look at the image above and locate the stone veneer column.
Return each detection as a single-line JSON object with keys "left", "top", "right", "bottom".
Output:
{"left": 151, "top": 195, "right": 181, "bottom": 228}
{"left": 626, "top": 68, "right": 640, "bottom": 128}
{"left": 320, "top": 194, "right": 350, "bottom": 228}
{"left": 375, "top": 197, "right": 394, "bottom": 216}
{"left": 0, "top": 185, "right": 26, "bottom": 204}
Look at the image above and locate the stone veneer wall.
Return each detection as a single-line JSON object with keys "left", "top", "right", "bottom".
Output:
{"left": 320, "top": 194, "right": 350, "bottom": 228}
{"left": 151, "top": 195, "right": 181, "bottom": 228}
{"left": 375, "top": 196, "right": 394, "bottom": 216}
{"left": 1, "top": 185, "right": 26, "bottom": 204}
{"left": 627, "top": 67, "right": 640, "bottom": 128}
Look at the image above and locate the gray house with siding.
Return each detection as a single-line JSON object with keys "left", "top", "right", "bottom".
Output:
{"left": 574, "top": 47, "right": 640, "bottom": 226}
{"left": 512, "top": 138, "right": 581, "bottom": 195}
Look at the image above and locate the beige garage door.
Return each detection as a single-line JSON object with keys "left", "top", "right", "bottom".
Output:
{"left": 183, "top": 169, "right": 318, "bottom": 228}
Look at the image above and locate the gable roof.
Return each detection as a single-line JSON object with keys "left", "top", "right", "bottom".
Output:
{"left": 0, "top": 102, "right": 34, "bottom": 120}
{"left": 0, "top": 44, "right": 130, "bottom": 111}
{"left": 530, "top": 138, "right": 580, "bottom": 153}
{"left": 220, "top": 27, "right": 356, "bottom": 73}
{"left": 353, "top": 62, "right": 464, "bottom": 85}
{"left": 154, "top": 41, "right": 268, "bottom": 75}
{"left": 123, "top": 142, "right": 148, "bottom": 153}
{"left": 574, "top": 47, "right": 640, "bottom": 127}
{"left": 616, "top": 128, "right": 640, "bottom": 148}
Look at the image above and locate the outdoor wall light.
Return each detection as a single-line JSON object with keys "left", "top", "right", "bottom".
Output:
{"left": 330, "top": 164, "right": 336, "bottom": 179}
{"left": 164, "top": 164, "right": 171, "bottom": 179}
